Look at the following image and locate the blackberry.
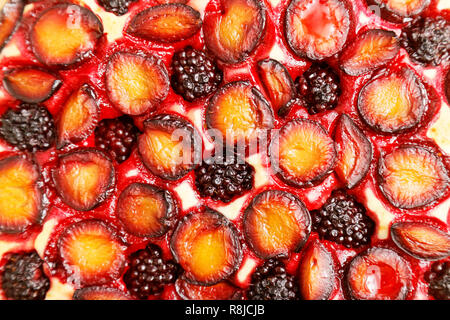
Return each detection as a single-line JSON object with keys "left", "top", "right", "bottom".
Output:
{"left": 296, "top": 63, "right": 341, "bottom": 114}
{"left": 194, "top": 151, "right": 254, "bottom": 203}
{"left": 312, "top": 190, "right": 374, "bottom": 248}
{"left": 1, "top": 251, "right": 50, "bottom": 300}
{"left": 96, "top": 0, "right": 137, "bottom": 15}
{"left": 171, "top": 46, "right": 223, "bottom": 102}
{"left": 123, "top": 243, "right": 179, "bottom": 299}
{"left": 95, "top": 116, "right": 139, "bottom": 163}
{"left": 401, "top": 17, "right": 450, "bottom": 66}
{"left": 424, "top": 261, "right": 450, "bottom": 300}
{"left": 0, "top": 103, "right": 55, "bottom": 152}
{"left": 247, "top": 259, "right": 299, "bottom": 300}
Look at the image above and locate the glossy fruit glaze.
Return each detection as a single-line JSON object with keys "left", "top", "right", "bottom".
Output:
{"left": 0, "top": 0, "right": 449, "bottom": 300}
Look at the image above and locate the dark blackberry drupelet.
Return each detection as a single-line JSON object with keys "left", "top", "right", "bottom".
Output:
{"left": 401, "top": 17, "right": 450, "bottom": 66}
{"left": 194, "top": 151, "right": 254, "bottom": 203}
{"left": 171, "top": 46, "right": 223, "bottom": 102}
{"left": 296, "top": 63, "right": 341, "bottom": 114}
{"left": 0, "top": 103, "right": 55, "bottom": 152}
{"left": 247, "top": 259, "right": 299, "bottom": 300}
{"left": 96, "top": 0, "right": 137, "bottom": 15}
{"left": 123, "top": 243, "right": 179, "bottom": 299}
{"left": 312, "top": 190, "right": 375, "bottom": 248}
{"left": 1, "top": 251, "right": 50, "bottom": 300}
{"left": 424, "top": 261, "right": 450, "bottom": 300}
{"left": 95, "top": 116, "right": 139, "bottom": 163}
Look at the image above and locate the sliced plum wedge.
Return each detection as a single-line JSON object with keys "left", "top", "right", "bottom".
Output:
{"left": 3, "top": 67, "right": 62, "bottom": 103}
{"left": 170, "top": 208, "right": 242, "bottom": 285}
{"left": 0, "top": 0, "right": 24, "bottom": 50}
{"left": 105, "top": 51, "right": 169, "bottom": 115}
{"left": 73, "top": 286, "right": 132, "bottom": 300}
{"left": 391, "top": 222, "right": 450, "bottom": 261}
{"left": 366, "top": 0, "right": 430, "bottom": 22}
{"left": 270, "top": 119, "right": 337, "bottom": 188}
{"left": 58, "top": 219, "right": 126, "bottom": 286}
{"left": 243, "top": 190, "right": 311, "bottom": 259}
{"left": 30, "top": 4, "right": 103, "bottom": 66}
{"left": 345, "top": 247, "right": 411, "bottom": 300}
{"left": 0, "top": 156, "right": 44, "bottom": 234}
{"left": 257, "top": 59, "right": 296, "bottom": 114}
{"left": 52, "top": 149, "right": 115, "bottom": 211}
{"left": 206, "top": 81, "right": 273, "bottom": 148}
{"left": 358, "top": 68, "right": 427, "bottom": 134}
{"left": 378, "top": 145, "right": 449, "bottom": 209}
{"left": 116, "top": 183, "right": 178, "bottom": 237}
{"left": 138, "top": 114, "right": 201, "bottom": 181}
{"left": 340, "top": 29, "right": 400, "bottom": 76}
{"left": 298, "top": 240, "right": 335, "bottom": 300}
{"left": 126, "top": 4, "right": 202, "bottom": 43}
{"left": 175, "top": 279, "right": 241, "bottom": 300}
{"left": 333, "top": 114, "right": 373, "bottom": 189}
{"left": 203, "top": 0, "right": 266, "bottom": 64}
{"left": 56, "top": 84, "right": 99, "bottom": 149}
{"left": 285, "top": 0, "right": 351, "bottom": 60}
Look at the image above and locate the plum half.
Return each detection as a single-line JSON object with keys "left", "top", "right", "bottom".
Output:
{"left": 345, "top": 247, "right": 412, "bottom": 300}
{"left": 333, "top": 114, "right": 373, "bottom": 189}
{"left": 0, "top": 156, "right": 44, "bottom": 234}
{"left": 366, "top": 0, "right": 430, "bottom": 23}
{"left": 357, "top": 67, "right": 427, "bottom": 134}
{"left": 203, "top": 0, "right": 266, "bottom": 64}
{"left": 270, "top": 119, "right": 337, "bottom": 188}
{"left": 243, "top": 190, "right": 311, "bottom": 259}
{"left": 175, "top": 279, "right": 241, "bottom": 300}
{"left": 285, "top": 0, "right": 351, "bottom": 60}
{"left": 170, "top": 208, "right": 242, "bottom": 285}
{"left": 378, "top": 145, "right": 449, "bottom": 209}
{"left": 0, "top": 0, "right": 24, "bottom": 50}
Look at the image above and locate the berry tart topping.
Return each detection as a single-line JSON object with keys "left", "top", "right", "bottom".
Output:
{"left": 3, "top": 67, "right": 62, "bottom": 104}
{"left": 357, "top": 67, "right": 427, "bottom": 134}
{"left": 391, "top": 222, "right": 450, "bottom": 261}
{"left": 127, "top": 4, "right": 202, "bottom": 43}
{"left": 171, "top": 46, "right": 223, "bottom": 102}
{"left": 97, "top": 0, "right": 137, "bottom": 15}
{"left": 138, "top": 114, "right": 201, "bottom": 181}
{"left": 124, "top": 243, "right": 179, "bottom": 299}
{"left": 247, "top": 259, "right": 299, "bottom": 300}
{"left": 0, "top": 156, "right": 44, "bottom": 234}
{"left": 170, "top": 208, "right": 242, "bottom": 285}
{"left": 312, "top": 190, "right": 375, "bottom": 248}
{"left": 285, "top": 0, "right": 351, "bottom": 60}
{"left": 333, "top": 114, "right": 373, "bottom": 189}
{"left": 401, "top": 17, "right": 450, "bottom": 66}
{"left": 298, "top": 241, "right": 335, "bottom": 300}
{"left": 0, "top": 0, "right": 24, "bottom": 51}
{"left": 345, "top": 247, "right": 412, "bottom": 300}
{"left": 56, "top": 84, "right": 99, "bottom": 149}
{"left": 296, "top": 63, "right": 341, "bottom": 115}
{"left": 194, "top": 151, "right": 254, "bottom": 203}
{"left": 73, "top": 286, "right": 132, "bottom": 300}
{"left": 243, "top": 190, "right": 311, "bottom": 259}
{"left": 1, "top": 251, "right": 50, "bottom": 300}
{"left": 378, "top": 145, "right": 449, "bottom": 209}
{"left": 30, "top": 4, "right": 103, "bottom": 66}
{"left": 270, "top": 119, "right": 337, "bottom": 188}
{"left": 203, "top": 0, "right": 266, "bottom": 64}
{"left": 94, "top": 115, "right": 139, "bottom": 164}
{"left": 424, "top": 261, "right": 450, "bottom": 300}
{"left": 52, "top": 149, "right": 115, "bottom": 211}
{"left": 58, "top": 219, "right": 126, "bottom": 286}
{"left": 116, "top": 183, "right": 178, "bottom": 237}
{"left": 0, "top": 103, "right": 55, "bottom": 152}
